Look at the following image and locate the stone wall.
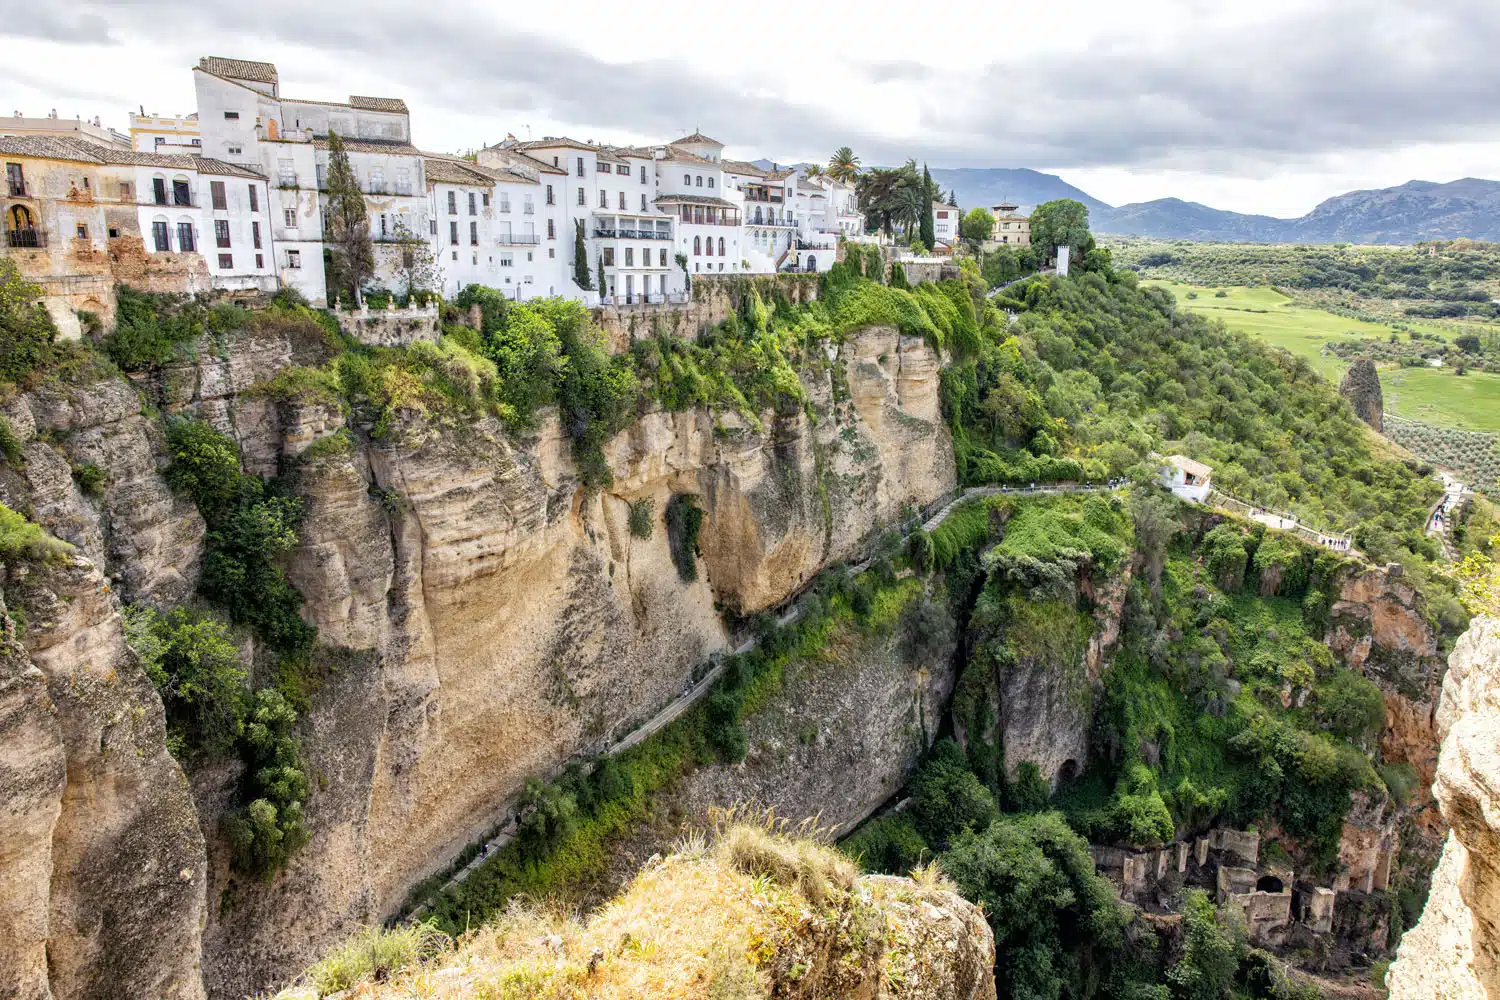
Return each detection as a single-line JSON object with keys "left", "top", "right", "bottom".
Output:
{"left": 332, "top": 302, "right": 440, "bottom": 346}
{"left": 590, "top": 273, "right": 820, "bottom": 353}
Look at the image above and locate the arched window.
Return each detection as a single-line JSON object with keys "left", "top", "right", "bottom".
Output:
{"left": 695, "top": 175, "right": 702, "bottom": 187}
{"left": 707, "top": 177, "right": 714, "bottom": 189}
{"left": 684, "top": 173, "right": 691, "bottom": 185}
{"left": 693, "top": 235, "right": 701, "bottom": 255}
{"left": 705, "top": 238, "right": 713, "bottom": 256}
{"left": 718, "top": 237, "right": 725, "bottom": 256}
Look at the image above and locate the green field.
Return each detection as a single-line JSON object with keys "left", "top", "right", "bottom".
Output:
{"left": 1151, "top": 281, "right": 1500, "bottom": 432}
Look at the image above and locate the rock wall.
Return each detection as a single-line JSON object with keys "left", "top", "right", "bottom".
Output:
{"left": 1388, "top": 616, "right": 1500, "bottom": 999}
{"left": 0, "top": 317, "right": 953, "bottom": 999}
{"left": 1338, "top": 359, "right": 1384, "bottom": 433}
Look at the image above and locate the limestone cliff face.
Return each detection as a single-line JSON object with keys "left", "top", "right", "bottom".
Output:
{"left": 0, "top": 560, "right": 207, "bottom": 1000}
{"left": 1388, "top": 616, "right": 1500, "bottom": 999}
{"left": 0, "top": 318, "right": 954, "bottom": 999}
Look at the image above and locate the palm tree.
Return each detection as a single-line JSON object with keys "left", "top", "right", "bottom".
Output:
{"left": 828, "top": 147, "right": 860, "bottom": 184}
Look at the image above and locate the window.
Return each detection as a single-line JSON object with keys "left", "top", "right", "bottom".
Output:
{"left": 153, "top": 177, "right": 168, "bottom": 205}
{"left": 500, "top": 252, "right": 513, "bottom": 267}
{"left": 624, "top": 247, "right": 633, "bottom": 266}
{"left": 482, "top": 192, "right": 490, "bottom": 208}
{"left": 447, "top": 190, "right": 457, "bottom": 214}
{"left": 547, "top": 219, "right": 555, "bottom": 239}
{"left": 119, "top": 181, "right": 133, "bottom": 201}
{"left": 379, "top": 213, "right": 387, "bottom": 238}
{"left": 704, "top": 238, "right": 712, "bottom": 257}
{"left": 577, "top": 188, "right": 585, "bottom": 206}
{"left": 499, "top": 194, "right": 511, "bottom": 212}
{"left": 527, "top": 251, "right": 533, "bottom": 262}
{"left": 615, "top": 164, "right": 628, "bottom": 175}
{"left": 695, "top": 176, "right": 702, "bottom": 187}
{"left": 255, "top": 253, "right": 263, "bottom": 269}
{"left": 546, "top": 184, "right": 554, "bottom": 206}
{"left": 549, "top": 247, "right": 555, "bottom": 258}
{"left": 523, "top": 275, "right": 533, "bottom": 284}
{"left": 468, "top": 191, "right": 477, "bottom": 215}
{"left": 370, "top": 166, "right": 385, "bottom": 192}
{"left": 523, "top": 195, "right": 533, "bottom": 215}
{"left": 396, "top": 167, "right": 411, "bottom": 194}
{"left": 224, "top": 111, "right": 240, "bottom": 120}
{"left": 286, "top": 249, "right": 301, "bottom": 268}
{"left": 210, "top": 181, "right": 227, "bottom": 210}
{"left": 639, "top": 165, "right": 646, "bottom": 183}
{"left": 248, "top": 185, "right": 258, "bottom": 212}
{"left": 6, "top": 162, "right": 25, "bottom": 196}
{"left": 718, "top": 237, "right": 725, "bottom": 256}
{"left": 177, "top": 222, "right": 195, "bottom": 251}
{"left": 172, "top": 178, "right": 191, "bottom": 206}
{"left": 108, "top": 227, "right": 119, "bottom": 238}
{"left": 215, "top": 220, "right": 231, "bottom": 248}
{"left": 602, "top": 247, "right": 614, "bottom": 265}
{"left": 284, "top": 208, "right": 297, "bottom": 228}
{"left": 683, "top": 173, "right": 690, "bottom": 185}
{"left": 693, "top": 236, "right": 701, "bottom": 255}
{"left": 577, "top": 157, "right": 585, "bottom": 177}
{"left": 470, "top": 221, "right": 478, "bottom": 245}
{"left": 600, "top": 190, "right": 607, "bottom": 208}
{"left": 450, "top": 221, "right": 459, "bottom": 245}
{"left": 597, "top": 161, "right": 608, "bottom": 173}
{"left": 707, "top": 177, "right": 714, "bottom": 189}
{"left": 152, "top": 221, "right": 170, "bottom": 251}
{"left": 315, "top": 163, "right": 326, "bottom": 189}
{"left": 618, "top": 192, "right": 626, "bottom": 210}
{"left": 277, "top": 158, "right": 295, "bottom": 186}
{"left": 75, "top": 223, "right": 89, "bottom": 240}
{"left": 252, "top": 221, "right": 262, "bottom": 249}
{"left": 659, "top": 248, "right": 667, "bottom": 267}
{"left": 227, "top": 146, "right": 242, "bottom": 156}
{"left": 218, "top": 253, "right": 234, "bottom": 269}
{"left": 641, "top": 193, "right": 647, "bottom": 212}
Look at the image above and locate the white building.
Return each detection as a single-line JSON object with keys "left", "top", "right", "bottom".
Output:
{"left": 932, "top": 201, "right": 962, "bottom": 250}
{"left": 1160, "top": 455, "right": 1212, "bottom": 504}
{"left": 657, "top": 133, "right": 741, "bottom": 280}
{"left": 193, "top": 56, "right": 430, "bottom": 305}
{"left": 424, "top": 153, "right": 567, "bottom": 300}
{"left": 130, "top": 113, "right": 201, "bottom": 154}
{"left": 724, "top": 159, "right": 797, "bottom": 273}
{"left": 1, "top": 113, "right": 131, "bottom": 148}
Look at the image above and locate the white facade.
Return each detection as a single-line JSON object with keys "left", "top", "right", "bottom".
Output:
{"left": 425, "top": 155, "right": 567, "bottom": 299}
{"left": 932, "top": 202, "right": 961, "bottom": 246}
{"left": 135, "top": 158, "right": 276, "bottom": 291}
{"left": 1160, "top": 456, "right": 1212, "bottom": 504}
{"left": 130, "top": 113, "right": 201, "bottom": 154}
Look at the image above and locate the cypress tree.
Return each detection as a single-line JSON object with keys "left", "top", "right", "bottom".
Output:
{"left": 323, "top": 131, "right": 373, "bottom": 305}
{"left": 573, "top": 220, "right": 592, "bottom": 290}
{"left": 919, "top": 163, "right": 937, "bottom": 249}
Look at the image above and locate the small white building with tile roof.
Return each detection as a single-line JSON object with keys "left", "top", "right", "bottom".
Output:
{"left": 1160, "top": 455, "right": 1213, "bottom": 503}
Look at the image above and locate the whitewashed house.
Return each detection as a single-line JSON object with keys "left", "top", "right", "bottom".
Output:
{"left": 658, "top": 134, "right": 741, "bottom": 279}
{"left": 1160, "top": 455, "right": 1213, "bottom": 503}
{"left": 130, "top": 113, "right": 201, "bottom": 154}
{"left": 932, "top": 201, "right": 962, "bottom": 250}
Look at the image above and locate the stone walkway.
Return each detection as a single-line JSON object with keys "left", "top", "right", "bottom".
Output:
{"left": 1427, "top": 471, "right": 1469, "bottom": 561}
{"left": 1208, "top": 489, "right": 1357, "bottom": 555}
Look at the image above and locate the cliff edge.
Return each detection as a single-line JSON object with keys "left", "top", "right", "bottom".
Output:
{"left": 1388, "top": 616, "right": 1500, "bottom": 999}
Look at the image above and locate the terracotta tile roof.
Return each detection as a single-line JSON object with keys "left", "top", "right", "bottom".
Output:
{"left": 611, "top": 145, "right": 656, "bottom": 159}
{"left": 764, "top": 168, "right": 795, "bottom": 180}
{"left": 516, "top": 136, "right": 597, "bottom": 153}
{"left": 311, "top": 136, "right": 421, "bottom": 155}
{"left": 1165, "top": 455, "right": 1213, "bottom": 480}
{"left": 671, "top": 130, "right": 723, "bottom": 147}
{"left": 0, "top": 134, "right": 196, "bottom": 168}
{"left": 348, "top": 95, "right": 409, "bottom": 114}
{"left": 662, "top": 147, "right": 719, "bottom": 167}
{"left": 193, "top": 157, "right": 267, "bottom": 179}
{"left": 722, "top": 159, "right": 767, "bottom": 177}
{"left": 655, "top": 193, "right": 737, "bottom": 208}
{"left": 423, "top": 156, "right": 493, "bottom": 186}
{"left": 197, "top": 57, "right": 278, "bottom": 85}
{"left": 504, "top": 150, "right": 567, "bottom": 175}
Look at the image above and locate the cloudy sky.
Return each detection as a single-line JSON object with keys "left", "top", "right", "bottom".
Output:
{"left": 7, "top": 0, "right": 1499, "bottom": 217}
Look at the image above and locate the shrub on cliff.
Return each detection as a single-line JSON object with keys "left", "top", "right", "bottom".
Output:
{"left": 665, "top": 493, "right": 705, "bottom": 582}
{"left": 124, "top": 605, "right": 247, "bottom": 758}
{"left": 0, "top": 502, "right": 72, "bottom": 563}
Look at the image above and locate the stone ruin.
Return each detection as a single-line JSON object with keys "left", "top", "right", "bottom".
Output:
{"left": 1090, "top": 826, "right": 1351, "bottom": 948}
{"left": 1338, "top": 359, "right": 1384, "bottom": 433}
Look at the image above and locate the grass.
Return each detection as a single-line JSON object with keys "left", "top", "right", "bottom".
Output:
{"left": 1146, "top": 281, "right": 1400, "bottom": 381}
{"left": 1153, "top": 280, "right": 1500, "bottom": 432}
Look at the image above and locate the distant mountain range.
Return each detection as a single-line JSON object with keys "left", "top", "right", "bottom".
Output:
{"left": 927, "top": 170, "right": 1500, "bottom": 244}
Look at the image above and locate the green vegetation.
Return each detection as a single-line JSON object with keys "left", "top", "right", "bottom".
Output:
{"left": 1382, "top": 365, "right": 1500, "bottom": 433}
{"left": 0, "top": 258, "right": 105, "bottom": 391}
{"left": 0, "top": 502, "right": 72, "bottom": 563}
{"left": 0, "top": 414, "right": 23, "bottom": 466}
{"left": 665, "top": 493, "right": 704, "bottom": 583}
{"left": 1383, "top": 419, "right": 1500, "bottom": 496}
{"left": 1030, "top": 198, "right": 1097, "bottom": 269}
{"left": 627, "top": 497, "right": 654, "bottom": 539}
{"left": 305, "top": 923, "right": 448, "bottom": 996}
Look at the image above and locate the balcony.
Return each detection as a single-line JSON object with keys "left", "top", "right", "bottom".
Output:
{"left": 496, "top": 233, "right": 540, "bottom": 245}
{"left": 6, "top": 229, "right": 45, "bottom": 249}
{"left": 7, "top": 181, "right": 26, "bottom": 198}
{"left": 523, "top": 205, "right": 535, "bottom": 215}
{"left": 151, "top": 193, "right": 198, "bottom": 208}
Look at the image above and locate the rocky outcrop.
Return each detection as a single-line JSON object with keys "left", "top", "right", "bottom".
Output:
{"left": 1388, "top": 616, "right": 1500, "bottom": 999}
{"left": 1, "top": 317, "right": 954, "bottom": 998}
{"left": 277, "top": 830, "right": 995, "bottom": 1000}
{"left": 1338, "top": 359, "right": 1383, "bottom": 432}
{"left": 0, "top": 558, "right": 207, "bottom": 1000}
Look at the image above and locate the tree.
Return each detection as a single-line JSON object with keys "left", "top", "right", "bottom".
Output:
{"left": 803, "top": 164, "right": 824, "bottom": 180}
{"left": 828, "top": 146, "right": 860, "bottom": 184}
{"left": 1029, "top": 198, "right": 1095, "bottom": 270}
{"left": 960, "top": 207, "right": 996, "bottom": 244}
{"left": 322, "top": 131, "right": 374, "bottom": 305}
{"left": 388, "top": 218, "right": 439, "bottom": 300}
{"left": 943, "top": 811, "right": 1128, "bottom": 1000}
{"left": 573, "top": 220, "right": 592, "bottom": 290}
{"left": 0, "top": 258, "right": 59, "bottom": 388}
{"left": 1129, "top": 486, "right": 1183, "bottom": 596}
{"left": 919, "top": 164, "right": 937, "bottom": 249}
{"left": 1166, "top": 890, "right": 1245, "bottom": 1000}
{"left": 596, "top": 252, "right": 605, "bottom": 299}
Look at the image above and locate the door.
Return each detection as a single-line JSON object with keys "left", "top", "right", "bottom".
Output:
{"left": 625, "top": 275, "right": 634, "bottom": 301}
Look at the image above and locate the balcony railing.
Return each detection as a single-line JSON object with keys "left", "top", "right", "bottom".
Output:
{"left": 600, "top": 292, "right": 689, "bottom": 306}
{"left": 496, "top": 233, "right": 540, "bottom": 245}
{"left": 6, "top": 229, "right": 45, "bottom": 248}
{"left": 523, "top": 205, "right": 535, "bottom": 214}
{"left": 8, "top": 181, "right": 26, "bottom": 197}
{"left": 152, "top": 193, "right": 198, "bottom": 208}
{"left": 749, "top": 215, "right": 796, "bottom": 227}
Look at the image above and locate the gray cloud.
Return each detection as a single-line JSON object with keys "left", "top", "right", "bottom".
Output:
{"left": 6, "top": 9, "right": 114, "bottom": 44}
{"left": 11, "top": 0, "right": 1500, "bottom": 173}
